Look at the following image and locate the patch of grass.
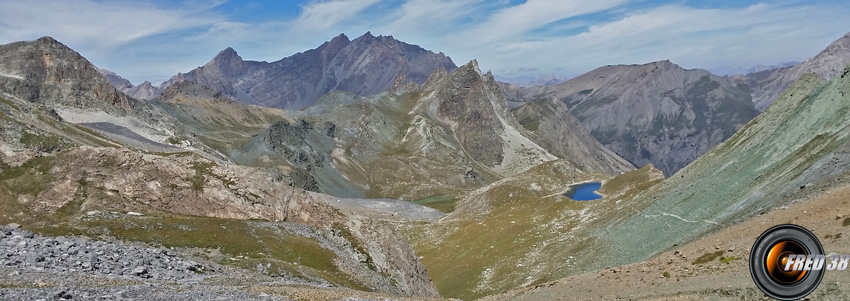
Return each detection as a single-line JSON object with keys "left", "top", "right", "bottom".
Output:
{"left": 54, "top": 175, "right": 88, "bottom": 220}
{"left": 518, "top": 118, "right": 541, "bottom": 132}
{"left": 0, "top": 155, "right": 56, "bottom": 197}
{"left": 692, "top": 251, "right": 725, "bottom": 265}
{"left": 843, "top": 217, "right": 850, "bottom": 227}
{"left": 578, "top": 88, "right": 594, "bottom": 95}
{"left": 410, "top": 183, "right": 588, "bottom": 300}
{"left": 19, "top": 131, "right": 63, "bottom": 152}
{"left": 77, "top": 216, "right": 364, "bottom": 289}
{"left": 0, "top": 97, "right": 20, "bottom": 111}
{"left": 413, "top": 195, "right": 458, "bottom": 213}
{"left": 662, "top": 271, "right": 670, "bottom": 278}
{"left": 189, "top": 161, "right": 216, "bottom": 191}
{"left": 720, "top": 256, "right": 736, "bottom": 264}
{"left": 166, "top": 136, "right": 182, "bottom": 145}
{"left": 598, "top": 165, "right": 663, "bottom": 199}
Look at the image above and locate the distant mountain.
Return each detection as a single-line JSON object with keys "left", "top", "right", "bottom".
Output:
{"left": 706, "top": 61, "right": 797, "bottom": 76}
{"left": 504, "top": 60, "right": 758, "bottom": 176}
{"left": 96, "top": 68, "right": 159, "bottom": 100}
{"left": 148, "top": 32, "right": 457, "bottom": 110}
{"left": 96, "top": 68, "right": 133, "bottom": 91}
{"left": 228, "top": 60, "right": 634, "bottom": 201}
{"left": 747, "top": 32, "right": 850, "bottom": 110}
{"left": 495, "top": 74, "right": 564, "bottom": 87}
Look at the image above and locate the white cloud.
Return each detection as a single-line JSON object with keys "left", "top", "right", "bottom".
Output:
{"left": 453, "top": 0, "right": 630, "bottom": 45}
{"left": 2, "top": 0, "right": 848, "bottom": 84}
{"left": 289, "top": 0, "right": 381, "bottom": 35}
{"left": 471, "top": 2, "right": 850, "bottom": 78}
{"left": 0, "top": 0, "right": 224, "bottom": 51}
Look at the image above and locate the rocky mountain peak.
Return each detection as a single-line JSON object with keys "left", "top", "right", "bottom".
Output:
{"left": 323, "top": 33, "right": 351, "bottom": 50}
{"left": 388, "top": 73, "right": 420, "bottom": 94}
{"left": 503, "top": 57, "right": 757, "bottom": 176}
{"left": 208, "top": 47, "right": 245, "bottom": 74}
{"left": 423, "top": 67, "right": 449, "bottom": 89}
{"left": 151, "top": 33, "right": 456, "bottom": 110}
{"left": 429, "top": 60, "right": 509, "bottom": 167}
{"left": 36, "top": 36, "right": 61, "bottom": 46}
{"left": 213, "top": 47, "right": 241, "bottom": 62}
{"left": 0, "top": 36, "right": 132, "bottom": 108}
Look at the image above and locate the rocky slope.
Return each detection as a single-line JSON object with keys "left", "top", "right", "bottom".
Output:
{"left": 234, "top": 60, "right": 632, "bottom": 202}
{"left": 747, "top": 31, "right": 850, "bottom": 110}
{"left": 0, "top": 35, "right": 673, "bottom": 300}
{"left": 500, "top": 32, "right": 850, "bottom": 177}
{"left": 511, "top": 98, "right": 634, "bottom": 176}
{"left": 154, "top": 32, "right": 457, "bottom": 110}
{"left": 406, "top": 162, "right": 664, "bottom": 299}
{"left": 487, "top": 180, "right": 850, "bottom": 301}
{"left": 410, "top": 64, "right": 850, "bottom": 299}
{"left": 553, "top": 66, "right": 850, "bottom": 281}
{"left": 0, "top": 37, "right": 443, "bottom": 298}
{"left": 0, "top": 37, "right": 135, "bottom": 111}
{"left": 505, "top": 60, "right": 758, "bottom": 176}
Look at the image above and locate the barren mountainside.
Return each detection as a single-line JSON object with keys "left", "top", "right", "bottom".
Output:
{"left": 504, "top": 60, "right": 758, "bottom": 176}
{"left": 0, "top": 36, "right": 444, "bottom": 298}
{"left": 155, "top": 32, "right": 457, "bottom": 110}
{"left": 747, "top": 32, "right": 850, "bottom": 110}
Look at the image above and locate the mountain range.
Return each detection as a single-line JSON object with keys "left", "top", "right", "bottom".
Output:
{"left": 105, "top": 32, "right": 457, "bottom": 111}
{"left": 501, "top": 32, "right": 850, "bottom": 176}
{"left": 0, "top": 35, "right": 631, "bottom": 299}
{"left": 1, "top": 30, "right": 850, "bottom": 301}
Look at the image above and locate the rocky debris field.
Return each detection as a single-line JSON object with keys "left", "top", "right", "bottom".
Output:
{"left": 1, "top": 224, "right": 207, "bottom": 281}
{"left": 0, "top": 224, "right": 296, "bottom": 300}
{"left": 0, "top": 222, "right": 443, "bottom": 301}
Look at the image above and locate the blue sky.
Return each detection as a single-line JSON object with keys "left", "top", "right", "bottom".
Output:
{"left": 1, "top": 0, "right": 849, "bottom": 84}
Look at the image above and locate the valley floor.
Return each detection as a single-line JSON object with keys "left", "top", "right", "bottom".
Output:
{"left": 483, "top": 184, "right": 850, "bottom": 300}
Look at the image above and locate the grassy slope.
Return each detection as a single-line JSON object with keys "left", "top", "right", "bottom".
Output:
{"left": 561, "top": 70, "right": 850, "bottom": 279}
{"left": 407, "top": 162, "right": 663, "bottom": 299}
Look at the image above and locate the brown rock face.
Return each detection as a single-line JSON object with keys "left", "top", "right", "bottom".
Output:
{"left": 0, "top": 37, "right": 135, "bottom": 110}
{"left": 433, "top": 61, "right": 505, "bottom": 167}
{"left": 160, "top": 32, "right": 457, "bottom": 110}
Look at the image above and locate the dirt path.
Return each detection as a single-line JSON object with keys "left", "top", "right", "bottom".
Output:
{"left": 484, "top": 185, "right": 850, "bottom": 300}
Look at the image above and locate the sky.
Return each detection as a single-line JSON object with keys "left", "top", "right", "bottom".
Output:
{"left": 1, "top": 0, "right": 849, "bottom": 84}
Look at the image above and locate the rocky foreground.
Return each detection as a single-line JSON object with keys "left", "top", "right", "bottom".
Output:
{"left": 0, "top": 223, "right": 287, "bottom": 300}
{"left": 0, "top": 224, "right": 438, "bottom": 301}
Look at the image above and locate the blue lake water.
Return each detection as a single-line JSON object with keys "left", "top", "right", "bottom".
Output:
{"left": 564, "top": 182, "right": 602, "bottom": 201}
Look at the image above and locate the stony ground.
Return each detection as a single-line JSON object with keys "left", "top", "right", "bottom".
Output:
{"left": 0, "top": 224, "right": 445, "bottom": 301}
